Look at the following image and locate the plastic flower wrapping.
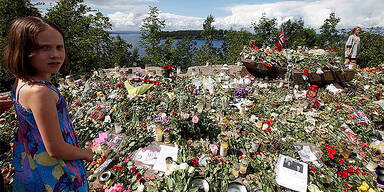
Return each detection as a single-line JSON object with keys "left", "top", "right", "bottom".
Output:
{"left": 0, "top": 64, "right": 384, "bottom": 192}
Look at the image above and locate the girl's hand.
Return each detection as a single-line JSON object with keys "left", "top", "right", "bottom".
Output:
{"left": 84, "top": 149, "right": 93, "bottom": 161}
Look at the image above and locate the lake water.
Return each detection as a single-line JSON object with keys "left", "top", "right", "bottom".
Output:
{"left": 111, "top": 33, "right": 224, "bottom": 57}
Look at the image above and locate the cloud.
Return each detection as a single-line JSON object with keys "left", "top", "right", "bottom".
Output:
{"left": 159, "top": 13, "right": 204, "bottom": 31}
{"left": 85, "top": 0, "right": 158, "bottom": 10}
{"left": 31, "top": 0, "right": 384, "bottom": 31}
{"left": 217, "top": 0, "right": 384, "bottom": 30}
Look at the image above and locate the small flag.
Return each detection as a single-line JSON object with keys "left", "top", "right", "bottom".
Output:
{"left": 260, "top": 59, "right": 272, "bottom": 67}
{"left": 275, "top": 28, "right": 286, "bottom": 52}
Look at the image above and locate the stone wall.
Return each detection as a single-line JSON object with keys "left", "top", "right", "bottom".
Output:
{"left": 104, "top": 64, "right": 245, "bottom": 77}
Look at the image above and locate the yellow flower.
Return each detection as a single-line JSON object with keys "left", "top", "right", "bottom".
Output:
{"left": 97, "top": 91, "right": 104, "bottom": 97}
{"left": 359, "top": 182, "right": 369, "bottom": 191}
{"left": 368, "top": 188, "right": 375, "bottom": 192}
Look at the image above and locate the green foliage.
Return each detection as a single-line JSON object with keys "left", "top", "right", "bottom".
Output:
{"left": 280, "top": 19, "right": 318, "bottom": 49}
{"left": 357, "top": 28, "right": 384, "bottom": 67}
{"left": 222, "top": 29, "right": 254, "bottom": 64}
{"left": 46, "top": 0, "right": 116, "bottom": 75}
{"left": 110, "top": 35, "right": 137, "bottom": 67}
{"left": 172, "top": 38, "right": 197, "bottom": 71}
{"left": 252, "top": 13, "right": 278, "bottom": 46}
{"left": 0, "top": 0, "right": 41, "bottom": 92}
{"left": 194, "top": 15, "right": 223, "bottom": 65}
{"left": 162, "top": 29, "right": 227, "bottom": 40}
{"left": 140, "top": 6, "right": 166, "bottom": 67}
{"left": 319, "top": 12, "right": 342, "bottom": 48}
{"left": 201, "top": 15, "right": 215, "bottom": 42}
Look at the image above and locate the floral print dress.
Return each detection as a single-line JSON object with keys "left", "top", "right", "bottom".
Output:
{"left": 10, "top": 80, "right": 88, "bottom": 192}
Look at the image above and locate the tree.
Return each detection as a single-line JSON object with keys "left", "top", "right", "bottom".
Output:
{"left": 222, "top": 29, "right": 254, "bottom": 64}
{"left": 110, "top": 35, "right": 135, "bottom": 67}
{"left": 280, "top": 18, "right": 318, "bottom": 49}
{"left": 357, "top": 28, "right": 384, "bottom": 67}
{"left": 319, "top": 12, "right": 342, "bottom": 48}
{"left": 172, "top": 38, "right": 197, "bottom": 71}
{"left": 251, "top": 13, "right": 278, "bottom": 46}
{"left": 0, "top": 0, "right": 41, "bottom": 91}
{"left": 46, "top": 0, "right": 118, "bottom": 75}
{"left": 139, "top": 6, "right": 166, "bottom": 66}
{"left": 201, "top": 14, "right": 215, "bottom": 42}
{"left": 194, "top": 15, "right": 222, "bottom": 66}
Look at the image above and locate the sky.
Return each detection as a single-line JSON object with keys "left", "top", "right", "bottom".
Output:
{"left": 32, "top": 0, "right": 384, "bottom": 31}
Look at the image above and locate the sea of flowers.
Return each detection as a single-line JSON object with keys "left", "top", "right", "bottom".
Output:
{"left": 1, "top": 63, "right": 384, "bottom": 192}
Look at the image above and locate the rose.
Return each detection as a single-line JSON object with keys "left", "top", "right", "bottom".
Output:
{"left": 183, "top": 113, "right": 190, "bottom": 120}
{"left": 192, "top": 116, "right": 199, "bottom": 124}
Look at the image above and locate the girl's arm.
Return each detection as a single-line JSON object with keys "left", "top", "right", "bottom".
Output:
{"left": 25, "top": 85, "right": 93, "bottom": 161}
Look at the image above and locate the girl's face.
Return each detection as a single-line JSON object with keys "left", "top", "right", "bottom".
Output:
{"left": 28, "top": 27, "right": 65, "bottom": 80}
{"left": 354, "top": 28, "right": 361, "bottom": 35}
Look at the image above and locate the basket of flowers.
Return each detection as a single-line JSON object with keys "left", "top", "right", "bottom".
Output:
{"left": 240, "top": 45, "right": 287, "bottom": 78}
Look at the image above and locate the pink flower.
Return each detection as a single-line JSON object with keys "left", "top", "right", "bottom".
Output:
{"left": 359, "top": 150, "right": 366, "bottom": 158}
{"left": 192, "top": 116, "right": 199, "bottom": 124}
{"left": 123, "top": 190, "right": 130, "bottom": 192}
{"left": 183, "top": 113, "right": 190, "bottom": 120}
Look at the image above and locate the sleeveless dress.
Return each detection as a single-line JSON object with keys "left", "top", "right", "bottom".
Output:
{"left": 10, "top": 80, "right": 89, "bottom": 192}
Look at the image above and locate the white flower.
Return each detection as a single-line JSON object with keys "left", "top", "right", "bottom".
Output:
{"left": 103, "top": 115, "right": 111, "bottom": 123}
{"left": 161, "top": 113, "right": 167, "bottom": 120}
{"left": 249, "top": 115, "right": 257, "bottom": 123}
{"left": 262, "top": 123, "right": 269, "bottom": 130}
{"left": 178, "top": 163, "right": 189, "bottom": 170}
{"left": 188, "top": 166, "right": 195, "bottom": 174}
{"left": 137, "top": 184, "right": 145, "bottom": 192}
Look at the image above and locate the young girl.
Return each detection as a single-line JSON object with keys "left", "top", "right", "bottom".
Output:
{"left": 344, "top": 26, "right": 361, "bottom": 68}
{"left": 2, "top": 16, "right": 92, "bottom": 191}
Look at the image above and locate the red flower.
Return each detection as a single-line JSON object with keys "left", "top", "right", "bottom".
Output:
{"left": 311, "top": 168, "right": 317, "bottom": 173}
{"left": 355, "top": 168, "right": 361, "bottom": 175}
{"left": 265, "top": 119, "right": 274, "bottom": 126}
{"left": 189, "top": 145, "right": 195, "bottom": 149}
{"left": 342, "top": 171, "right": 348, "bottom": 178}
{"left": 303, "top": 69, "right": 309, "bottom": 76}
{"left": 327, "top": 147, "right": 337, "bottom": 160}
{"left": 337, "top": 171, "right": 342, "bottom": 177}
{"left": 96, "top": 113, "right": 104, "bottom": 120}
{"left": 130, "top": 167, "right": 137, "bottom": 173}
{"left": 347, "top": 167, "right": 354, "bottom": 173}
{"left": 192, "top": 156, "right": 199, "bottom": 167}
{"left": 73, "top": 100, "right": 80, "bottom": 106}
{"left": 338, "top": 158, "right": 346, "bottom": 165}
{"left": 363, "top": 172, "right": 368, "bottom": 176}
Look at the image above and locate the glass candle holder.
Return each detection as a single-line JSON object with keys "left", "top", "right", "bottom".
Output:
{"left": 239, "top": 159, "right": 248, "bottom": 175}
{"left": 232, "top": 162, "right": 240, "bottom": 178}
{"left": 155, "top": 127, "right": 163, "bottom": 142}
{"left": 65, "top": 75, "right": 75, "bottom": 88}
{"left": 165, "top": 157, "right": 173, "bottom": 171}
{"left": 220, "top": 136, "right": 229, "bottom": 157}
{"left": 164, "top": 131, "right": 171, "bottom": 144}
